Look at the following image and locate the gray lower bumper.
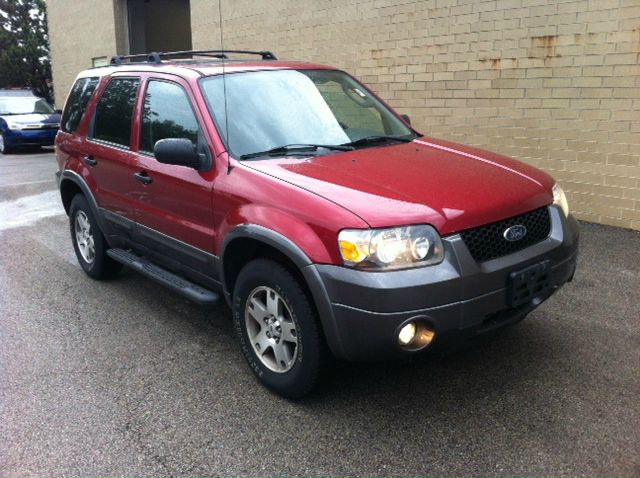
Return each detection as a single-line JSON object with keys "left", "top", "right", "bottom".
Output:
{"left": 305, "top": 206, "right": 579, "bottom": 361}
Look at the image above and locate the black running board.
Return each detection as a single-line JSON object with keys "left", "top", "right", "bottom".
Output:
{"left": 107, "top": 248, "right": 219, "bottom": 306}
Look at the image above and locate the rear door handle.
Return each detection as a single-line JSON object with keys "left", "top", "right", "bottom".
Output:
{"left": 133, "top": 171, "right": 153, "bottom": 185}
{"left": 82, "top": 155, "right": 97, "bottom": 167}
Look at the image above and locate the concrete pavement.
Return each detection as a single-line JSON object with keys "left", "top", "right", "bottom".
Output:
{"left": 0, "top": 150, "right": 638, "bottom": 476}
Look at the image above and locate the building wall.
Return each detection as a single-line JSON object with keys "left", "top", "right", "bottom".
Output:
{"left": 191, "top": 0, "right": 640, "bottom": 230}
{"left": 47, "top": 0, "right": 125, "bottom": 105}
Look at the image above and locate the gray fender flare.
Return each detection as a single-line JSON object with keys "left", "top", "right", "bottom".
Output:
{"left": 59, "top": 170, "right": 108, "bottom": 232}
{"left": 220, "top": 224, "right": 346, "bottom": 359}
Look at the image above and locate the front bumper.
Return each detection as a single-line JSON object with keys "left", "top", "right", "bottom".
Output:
{"left": 4, "top": 128, "right": 57, "bottom": 147}
{"left": 305, "top": 206, "right": 579, "bottom": 361}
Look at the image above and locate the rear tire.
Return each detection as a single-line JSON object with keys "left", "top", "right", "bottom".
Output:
{"left": 233, "top": 258, "right": 327, "bottom": 398}
{"left": 69, "top": 194, "right": 122, "bottom": 279}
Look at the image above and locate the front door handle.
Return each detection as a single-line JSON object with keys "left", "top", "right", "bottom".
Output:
{"left": 82, "top": 155, "right": 97, "bottom": 167}
{"left": 133, "top": 171, "right": 153, "bottom": 185}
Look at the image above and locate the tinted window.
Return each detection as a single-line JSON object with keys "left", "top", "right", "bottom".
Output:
{"left": 91, "top": 77, "right": 140, "bottom": 147}
{"left": 141, "top": 80, "right": 199, "bottom": 153}
{"left": 61, "top": 77, "right": 99, "bottom": 133}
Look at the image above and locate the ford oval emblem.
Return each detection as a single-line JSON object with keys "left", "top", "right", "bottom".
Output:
{"left": 503, "top": 224, "right": 527, "bottom": 242}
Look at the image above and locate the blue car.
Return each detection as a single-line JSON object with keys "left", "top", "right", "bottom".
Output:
{"left": 0, "top": 96, "right": 61, "bottom": 154}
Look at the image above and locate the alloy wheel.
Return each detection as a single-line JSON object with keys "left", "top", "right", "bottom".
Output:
{"left": 74, "top": 210, "right": 95, "bottom": 263}
{"left": 245, "top": 286, "right": 299, "bottom": 373}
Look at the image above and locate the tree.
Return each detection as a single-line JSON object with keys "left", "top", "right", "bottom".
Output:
{"left": 0, "top": 0, "right": 52, "bottom": 100}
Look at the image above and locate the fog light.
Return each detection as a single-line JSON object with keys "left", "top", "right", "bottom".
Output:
{"left": 398, "top": 322, "right": 416, "bottom": 345}
{"left": 398, "top": 320, "right": 436, "bottom": 350}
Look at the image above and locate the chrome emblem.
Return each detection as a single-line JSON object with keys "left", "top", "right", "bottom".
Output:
{"left": 503, "top": 224, "right": 527, "bottom": 242}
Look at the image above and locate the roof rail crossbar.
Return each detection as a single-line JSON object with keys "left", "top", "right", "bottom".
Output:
{"left": 110, "top": 49, "right": 277, "bottom": 66}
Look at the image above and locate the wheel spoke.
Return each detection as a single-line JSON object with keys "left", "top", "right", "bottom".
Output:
{"left": 281, "top": 324, "right": 297, "bottom": 344}
{"left": 272, "top": 342, "right": 290, "bottom": 369}
{"left": 266, "top": 290, "right": 280, "bottom": 317}
{"left": 253, "top": 329, "right": 271, "bottom": 355}
{"left": 247, "top": 297, "right": 268, "bottom": 323}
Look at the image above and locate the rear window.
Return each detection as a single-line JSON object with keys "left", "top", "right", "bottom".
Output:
{"left": 90, "top": 77, "right": 140, "bottom": 148}
{"left": 61, "top": 77, "right": 99, "bottom": 133}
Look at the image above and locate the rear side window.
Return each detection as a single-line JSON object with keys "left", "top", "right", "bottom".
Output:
{"left": 61, "top": 77, "right": 99, "bottom": 133}
{"left": 91, "top": 77, "right": 140, "bottom": 148}
{"left": 140, "top": 80, "right": 199, "bottom": 153}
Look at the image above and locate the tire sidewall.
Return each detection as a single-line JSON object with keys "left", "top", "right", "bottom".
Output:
{"left": 233, "top": 260, "right": 321, "bottom": 397}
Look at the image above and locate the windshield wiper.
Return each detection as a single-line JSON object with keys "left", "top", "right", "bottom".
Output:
{"left": 240, "top": 143, "right": 354, "bottom": 160}
{"left": 341, "top": 135, "right": 413, "bottom": 148}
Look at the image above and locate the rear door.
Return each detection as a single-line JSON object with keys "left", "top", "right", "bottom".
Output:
{"left": 129, "top": 74, "right": 217, "bottom": 272}
{"left": 84, "top": 75, "right": 141, "bottom": 233}
{"left": 56, "top": 76, "right": 100, "bottom": 176}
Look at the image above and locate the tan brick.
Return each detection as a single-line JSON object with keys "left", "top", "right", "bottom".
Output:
{"left": 45, "top": 0, "right": 640, "bottom": 231}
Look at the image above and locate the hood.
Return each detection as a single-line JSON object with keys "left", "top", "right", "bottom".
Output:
{"left": 1, "top": 113, "right": 61, "bottom": 125}
{"left": 243, "top": 137, "right": 556, "bottom": 235}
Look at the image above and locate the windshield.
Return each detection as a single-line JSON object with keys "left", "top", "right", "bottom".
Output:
{"left": 0, "top": 97, "right": 55, "bottom": 115}
{"left": 200, "top": 69, "right": 414, "bottom": 158}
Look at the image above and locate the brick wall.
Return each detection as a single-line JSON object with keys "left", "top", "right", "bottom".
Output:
{"left": 47, "top": 0, "right": 124, "bottom": 107}
{"left": 191, "top": 0, "right": 640, "bottom": 230}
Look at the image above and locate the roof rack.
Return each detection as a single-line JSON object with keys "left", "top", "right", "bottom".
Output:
{"left": 110, "top": 49, "right": 277, "bottom": 66}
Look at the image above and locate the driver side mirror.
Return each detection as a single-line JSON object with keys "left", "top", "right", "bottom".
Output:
{"left": 401, "top": 114, "right": 411, "bottom": 125}
{"left": 153, "top": 138, "right": 201, "bottom": 169}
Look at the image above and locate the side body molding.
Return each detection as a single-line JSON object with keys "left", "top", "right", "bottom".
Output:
{"left": 220, "top": 224, "right": 347, "bottom": 359}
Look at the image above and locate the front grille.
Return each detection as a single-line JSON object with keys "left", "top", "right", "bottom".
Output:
{"left": 460, "top": 206, "right": 551, "bottom": 262}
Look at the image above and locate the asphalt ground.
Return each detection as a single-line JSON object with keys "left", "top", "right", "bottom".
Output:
{"left": 0, "top": 150, "right": 638, "bottom": 476}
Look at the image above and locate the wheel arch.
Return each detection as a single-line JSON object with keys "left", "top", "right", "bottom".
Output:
{"left": 220, "top": 225, "right": 346, "bottom": 359}
{"left": 59, "top": 170, "right": 108, "bottom": 232}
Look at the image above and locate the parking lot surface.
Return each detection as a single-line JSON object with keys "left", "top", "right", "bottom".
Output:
{"left": 1, "top": 150, "right": 639, "bottom": 476}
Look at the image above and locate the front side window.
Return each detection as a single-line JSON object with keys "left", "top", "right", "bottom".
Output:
{"left": 91, "top": 77, "right": 140, "bottom": 148}
{"left": 61, "top": 77, "right": 99, "bottom": 133}
{"left": 199, "top": 69, "right": 413, "bottom": 158}
{"left": 140, "top": 80, "right": 199, "bottom": 153}
{"left": 0, "top": 97, "right": 55, "bottom": 115}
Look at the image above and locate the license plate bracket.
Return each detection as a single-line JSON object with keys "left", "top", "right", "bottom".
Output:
{"left": 508, "top": 260, "right": 552, "bottom": 308}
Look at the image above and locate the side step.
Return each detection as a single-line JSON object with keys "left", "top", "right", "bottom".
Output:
{"left": 107, "top": 248, "right": 219, "bottom": 306}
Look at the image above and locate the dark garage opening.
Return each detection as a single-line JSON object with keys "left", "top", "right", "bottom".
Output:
{"left": 127, "top": 0, "right": 192, "bottom": 54}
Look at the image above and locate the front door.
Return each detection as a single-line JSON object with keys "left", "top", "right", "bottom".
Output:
{"left": 129, "top": 75, "right": 217, "bottom": 274}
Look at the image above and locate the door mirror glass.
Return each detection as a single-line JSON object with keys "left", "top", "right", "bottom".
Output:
{"left": 153, "top": 138, "right": 201, "bottom": 169}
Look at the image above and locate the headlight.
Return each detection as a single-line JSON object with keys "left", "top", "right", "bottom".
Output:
{"left": 552, "top": 183, "right": 569, "bottom": 217}
{"left": 6, "top": 122, "right": 24, "bottom": 130}
{"left": 338, "top": 225, "right": 444, "bottom": 270}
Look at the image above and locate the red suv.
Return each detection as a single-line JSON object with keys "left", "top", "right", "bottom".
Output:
{"left": 55, "top": 50, "right": 579, "bottom": 397}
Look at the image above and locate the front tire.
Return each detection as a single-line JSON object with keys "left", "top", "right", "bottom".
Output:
{"left": 69, "top": 194, "right": 122, "bottom": 279}
{"left": 0, "top": 133, "right": 11, "bottom": 155}
{"left": 233, "top": 258, "right": 327, "bottom": 398}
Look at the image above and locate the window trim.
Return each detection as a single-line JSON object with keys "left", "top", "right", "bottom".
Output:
{"left": 88, "top": 75, "right": 141, "bottom": 151}
{"left": 138, "top": 77, "right": 204, "bottom": 157}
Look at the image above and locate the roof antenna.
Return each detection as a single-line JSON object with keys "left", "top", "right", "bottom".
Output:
{"left": 218, "top": 0, "right": 232, "bottom": 174}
